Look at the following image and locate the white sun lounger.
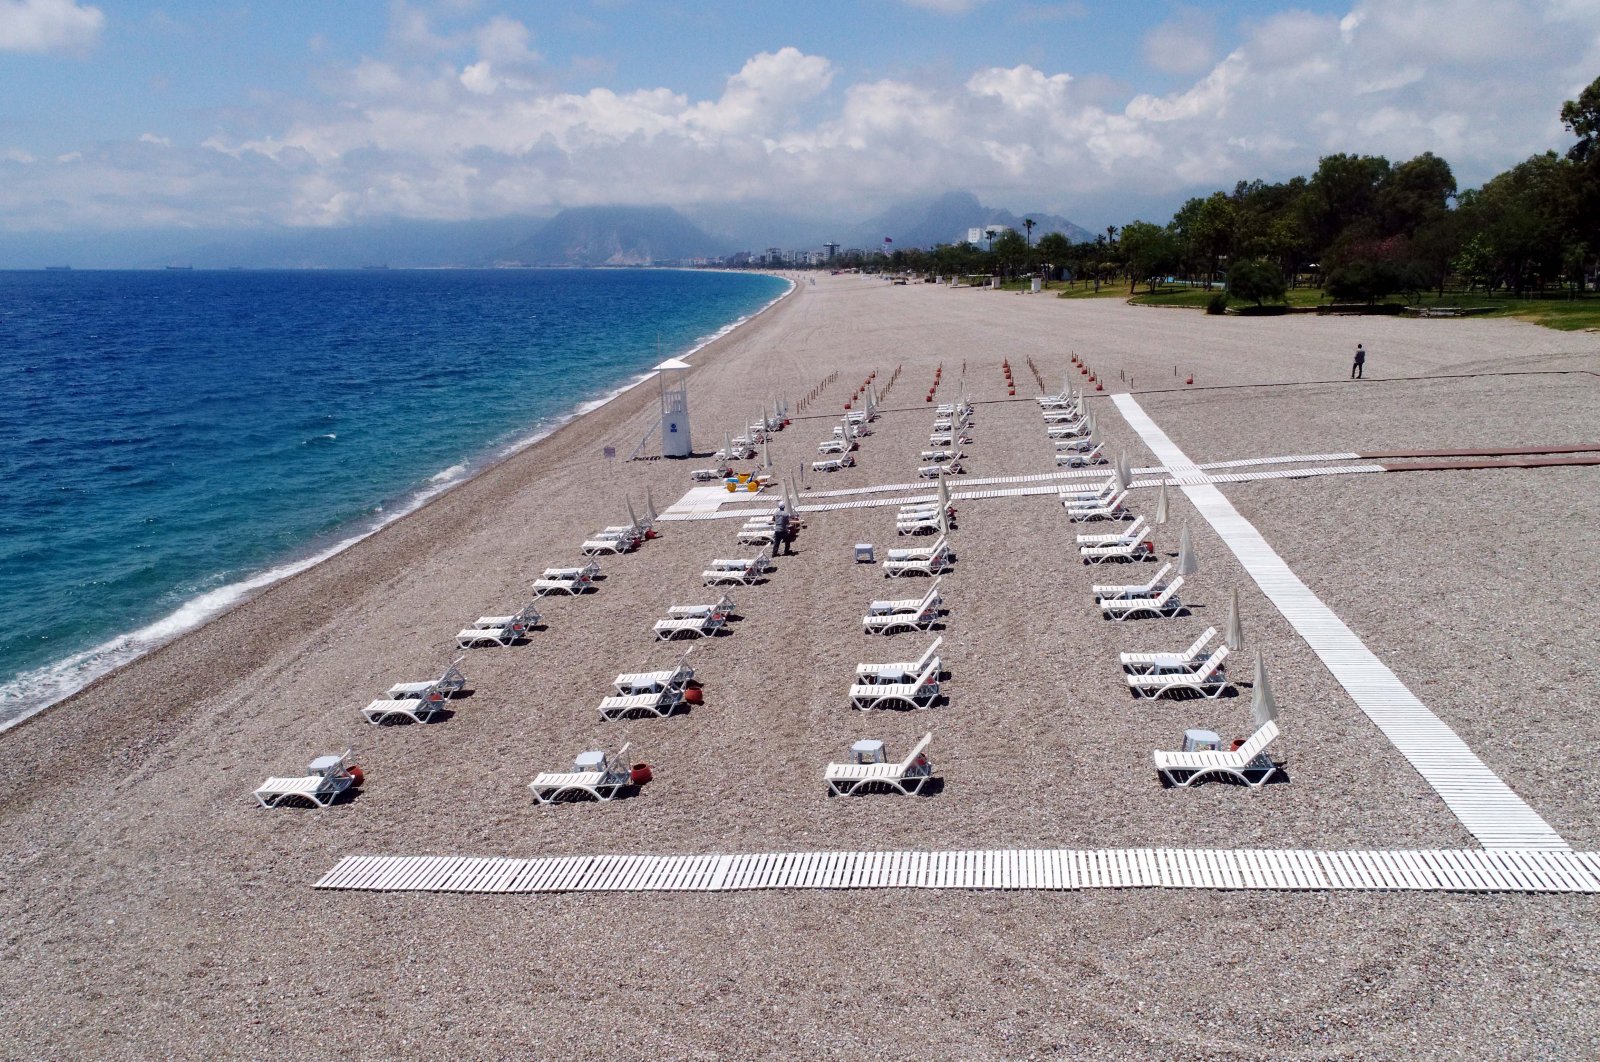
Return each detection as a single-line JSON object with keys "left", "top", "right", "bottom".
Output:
{"left": 857, "top": 636, "right": 942, "bottom": 685}
{"left": 667, "top": 595, "right": 735, "bottom": 620}
{"left": 598, "top": 688, "right": 684, "bottom": 722}
{"left": 1056, "top": 442, "right": 1107, "bottom": 467}
{"left": 863, "top": 599, "right": 939, "bottom": 635}
{"left": 1077, "top": 516, "right": 1147, "bottom": 547}
{"left": 825, "top": 733, "right": 937, "bottom": 796}
{"left": 254, "top": 750, "right": 356, "bottom": 809}
{"left": 897, "top": 512, "right": 949, "bottom": 535}
{"left": 849, "top": 658, "right": 942, "bottom": 711}
{"left": 1154, "top": 721, "right": 1280, "bottom": 788}
{"left": 1047, "top": 423, "right": 1090, "bottom": 440}
{"left": 867, "top": 578, "right": 943, "bottom": 616}
{"left": 455, "top": 625, "right": 519, "bottom": 648}
{"left": 363, "top": 690, "right": 451, "bottom": 724}
{"left": 1080, "top": 526, "right": 1155, "bottom": 563}
{"left": 1100, "top": 577, "right": 1186, "bottom": 621}
{"left": 533, "top": 562, "right": 600, "bottom": 596}
{"left": 530, "top": 744, "right": 633, "bottom": 804}
{"left": 691, "top": 466, "right": 733, "bottom": 482}
{"left": 1093, "top": 563, "right": 1173, "bottom": 601}
{"left": 1067, "top": 491, "right": 1131, "bottom": 522}
{"left": 1042, "top": 408, "right": 1086, "bottom": 424}
{"left": 1125, "top": 646, "right": 1232, "bottom": 699}
{"left": 818, "top": 437, "right": 851, "bottom": 455}
{"left": 1061, "top": 477, "right": 1117, "bottom": 503}
{"left": 470, "top": 602, "right": 541, "bottom": 635}
{"left": 654, "top": 613, "right": 726, "bottom": 640}
{"left": 386, "top": 656, "right": 467, "bottom": 700}
{"left": 919, "top": 450, "right": 962, "bottom": 463}
{"left": 614, "top": 649, "right": 695, "bottom": 695}
{"left": 812, "top": 455, "right": 854, "bottom": 472}
{"left": 738, "top": 525, "right": 776, "bottom": 546}
{"left": 581, "top": 534, "right": 637, "bottom": 556}
{"left": 883, "top": 543, "right": 952, "bottom": 578}
{"left": 885, "top": 535, "right": 947, "bottom": 562}
{"left": 918, "top": 463, "right": 963, "bottom": 478}
{"left": 1121, "top": 627, "right": 1218, "bottom": 674}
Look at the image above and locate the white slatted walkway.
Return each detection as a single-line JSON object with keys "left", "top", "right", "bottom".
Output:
{"left": 656, "top": 466, "right": 1386, "bottom": 521}
{"left": 1112, "top": 394, "right": 1568, "bottom": 851}
{"left": 314, "top": 848, "right": 1600, "bottom": 894}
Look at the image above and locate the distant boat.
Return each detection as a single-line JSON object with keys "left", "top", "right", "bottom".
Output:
{"left": 44, "top": 265, "right": 71, "bottom": 272}
{"left": 361, "top": 264, "right": 390, "bottom": 270}
{"left": 165, "top": 265, "right": 193, "bottom": 271}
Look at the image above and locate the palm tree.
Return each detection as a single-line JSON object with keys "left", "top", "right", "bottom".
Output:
{"left": 1106, "top": 224, "right": 1119, "bottom": 245}
{"left": 984, "top": 227, "right": 998, "bottom": 252}
{"left": 1023, "top": 217, "right": 1035, "bottom": 246}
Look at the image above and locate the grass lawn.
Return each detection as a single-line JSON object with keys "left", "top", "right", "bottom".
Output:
{"left": 1122, "top": 286, "right": 1600, "bottom": 330}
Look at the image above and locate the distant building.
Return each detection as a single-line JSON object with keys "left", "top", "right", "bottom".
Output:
{"left": 966, "top": 225, "right": 1011, "bottom": 245}
{"left": 823, "top": 242, "right": 840, "bottom": 261}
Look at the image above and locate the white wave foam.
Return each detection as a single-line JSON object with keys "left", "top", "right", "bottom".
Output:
{"left": 0, "top": 272, "right": 796, "bottom": 732}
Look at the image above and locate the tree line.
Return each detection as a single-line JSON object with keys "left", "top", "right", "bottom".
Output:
{"left": 829, "top": 76, "right": 1600, "bottom": 305}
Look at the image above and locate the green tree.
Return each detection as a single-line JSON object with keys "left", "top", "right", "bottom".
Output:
{"left": 1225, "top": 258, "right": 1287, "bottom": 306}
{"left": 1035, "top": 231, "right": 1071, "bottom": 280}
{"left": 1118, "top": 220, "right": 1181, "bottom": 294}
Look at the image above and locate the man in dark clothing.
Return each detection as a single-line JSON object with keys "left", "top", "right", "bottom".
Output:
{"left": 1352, "top": 343, "right": 1366, "bottom": 379}
{"left": 773, "top": 503, "right": 794, "bottom": 556}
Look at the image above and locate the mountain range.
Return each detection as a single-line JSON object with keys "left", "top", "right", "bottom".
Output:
{"left": 0, "top": 192, "right": 1093, "bottom": 268}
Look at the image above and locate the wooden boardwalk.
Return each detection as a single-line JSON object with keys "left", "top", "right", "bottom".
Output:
{"left": 1112, "top": 394, "right": 1569, "bottom": 851}
{"left": 314, "top": 847, "right": 1600, "bottom": 894}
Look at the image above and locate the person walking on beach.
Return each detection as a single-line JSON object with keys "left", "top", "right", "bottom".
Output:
{"left": 773, "top": 502, "right": 794, "bottom": 556}
{"left": 1351, "top": 343, "right": 1366, "bottom": 379}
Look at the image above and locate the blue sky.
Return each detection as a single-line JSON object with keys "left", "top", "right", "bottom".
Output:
{"left": 2, "top": 0, "right": 1597, "bottom": 234}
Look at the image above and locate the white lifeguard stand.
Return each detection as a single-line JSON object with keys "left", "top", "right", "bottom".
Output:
{"left": 656, "top": 357, "right": 692, "bottom": 458}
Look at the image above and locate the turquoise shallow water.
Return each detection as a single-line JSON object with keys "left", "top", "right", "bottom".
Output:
{"left": 0, "top": 268, "right": 788, "bottom": 724}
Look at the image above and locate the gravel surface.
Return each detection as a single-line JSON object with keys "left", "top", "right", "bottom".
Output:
{"left": 3, "top": 276, "right": 1598, "bottom": 1058}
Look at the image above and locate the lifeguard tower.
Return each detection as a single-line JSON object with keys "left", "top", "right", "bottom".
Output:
{"left": 655, "top": 357, "right": 692, "bottom": 457}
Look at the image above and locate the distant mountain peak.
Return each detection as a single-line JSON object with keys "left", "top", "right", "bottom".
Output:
{"left": 850, "top": 191, "right": 1093, "bottom": 249}
{"left": 499, "top": 205, "right": 727, "bottom": 266}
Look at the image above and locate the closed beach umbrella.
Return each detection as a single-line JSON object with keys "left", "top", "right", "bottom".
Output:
{"left": 763, "top": 434, "right": 773, "bottom": 469}
{"left": 1117, "top": 450, "right": 1134, "bottom": 489}
{"left": 1251, "top": 651, "right": 1279, "bottom": 727}
{"left": 1176, "top": 521, "right": 1200, "bottom": 576}
{"left": 723, "top": 430, "right": 734, "bottom": 462}
{"left": 645, "top": 488, "right": 658, "bottom": 525}
{"left": 1226, "top": 588, "right": 1245, "bottom": 651}
{"left": 1113, "top": 451, "right": 1130, "bottom": 491}
{"left": 937, "top": 470, "right": 952, "bottom": 512}
{"left": 626, "top": 498, "right": 641, "bottom": 533}
{"left": 1154, "top": 480, "right": 1169, "bottom": 525}
{"left": 938, "top": 503, "right": 951, "bottom": 537}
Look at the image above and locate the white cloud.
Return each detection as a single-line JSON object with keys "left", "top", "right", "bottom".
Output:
{"left": 2, "top": 1, "right": 1598, "bottom": 231}
{"left": 137, "top": 133, "right": 171, "bottom": 147}
{"left": 0, "top": 0, "right": 102, "bottom": 54}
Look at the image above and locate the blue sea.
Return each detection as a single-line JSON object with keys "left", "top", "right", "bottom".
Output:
{"left": 0, "top": 268, "right": 789, "bottom": 727}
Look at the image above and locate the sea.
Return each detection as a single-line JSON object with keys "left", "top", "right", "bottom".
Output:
{"left": 0, "top": 268, "right": 790, "bottom": 729}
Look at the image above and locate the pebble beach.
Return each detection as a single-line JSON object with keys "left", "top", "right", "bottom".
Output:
{"left": 3, "top": 273, "right": 1600, "bottom": 1059}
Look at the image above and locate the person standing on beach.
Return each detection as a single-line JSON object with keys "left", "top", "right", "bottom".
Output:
{"left": 773, "top": 503, "right": 794, "bottom": 556}
{"left": 1352, "top": 343, "right": 1366, "bottom": 379}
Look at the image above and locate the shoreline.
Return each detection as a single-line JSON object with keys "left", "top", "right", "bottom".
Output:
{"left": 0, "top": 271, "right": 796, "bottom": 735}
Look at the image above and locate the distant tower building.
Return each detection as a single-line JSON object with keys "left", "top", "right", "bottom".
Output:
{"left": 656, "top": 357, "right": 692, "bottom": 457}
{"left": 824, "top": 242, "right": 840, "bottom": 260}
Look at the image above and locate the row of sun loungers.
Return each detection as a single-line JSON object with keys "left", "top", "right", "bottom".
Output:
{"left": 703, "top": 549, "right": 772, "bottom": 586}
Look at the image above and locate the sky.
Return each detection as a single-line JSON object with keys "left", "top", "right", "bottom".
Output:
{"left": 1, "top": 0, "right": 1598, "bottom": 236}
